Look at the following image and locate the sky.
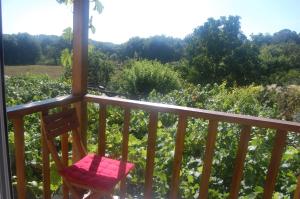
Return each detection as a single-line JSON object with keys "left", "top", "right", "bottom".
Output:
{"left": 2, "top": 0, "right": 300, "bottom": 44}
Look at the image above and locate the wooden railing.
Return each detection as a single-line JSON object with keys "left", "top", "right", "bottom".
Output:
{"left": 85, "top": 94, "right": 300, "bottom": 199}
{"left": 7, "top": 95, "right": 82, "bottom": 199}
{"left": 7, "top": 94, "right": 300, "bottom": 199}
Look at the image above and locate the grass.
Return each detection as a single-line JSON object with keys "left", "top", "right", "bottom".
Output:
{"left": 4, "top": 65, "right": 63, "bottom": 79}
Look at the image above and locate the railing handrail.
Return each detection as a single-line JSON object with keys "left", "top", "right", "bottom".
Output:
{"left": 7, "top": 95, "right": 82, "bottom": 119}
{"left": 85, "top": 94, "right": 300, "bottom": 132}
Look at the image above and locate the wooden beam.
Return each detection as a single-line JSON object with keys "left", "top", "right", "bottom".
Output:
{"left": 144, "top": 112, "right": 158, "bottom": 199}
{"left": 72, "top": 0, "right": 89, "bottom": 151}
{"left": 198, "top": 120, "right": 218, "bottom": 199}
{"left": 12, "top": 117, "right": 26, "bottom": 199}
{"left": 98, "top": 104, "right": 107, "bottom": 156}
{"left": 72, "top": 0, "right": 89, "bottom": 96}
{"left": 85, "top": 94, "right": 300, "bottom": 133}
{"left": 41, "top": 112, "right": 51, "bottom": 199}
{"left": 169, "top": 114, "right": 188, "bottom": 198}
{"left": 120, "top": 108, "right": 131, "bottom": 199}
{"left": 229, "top": 125, "right": 252, "bottom": 199}
{"left": 263, "top": 130, "right": 288, "bottom": 199}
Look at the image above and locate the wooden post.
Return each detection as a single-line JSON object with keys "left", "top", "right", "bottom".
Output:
{"left": 41, "top": 111, "right": 51, "bottom": 199}
{"left": 263, "top": 130, "right": 288, "bottom": 199}
{"left": 120, "top": 108, "right": 131, "bottom": 199}
{"left": 198, "top": 120, "right": 218, "bottom": 199}
{"left": 144, "top": 111, "right": 158, "bottom": 199}
{"left": 72, "top": 0, "right": 89, "bottom": 161}
{"left": 169, "top": 114, "right": 188, "bottom": 199}
{"left": 12, "top": 117, "right": 26, "bottom": 199}
{"left": 98, "top": 104, "right": 107, "bottom": 156}
{"left": 229, "top": 125, "right": 252, "bottom": 199}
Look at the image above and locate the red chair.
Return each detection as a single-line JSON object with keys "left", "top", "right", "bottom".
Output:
{"left": 41, "top": 108, "right": 134, "bottom": 199}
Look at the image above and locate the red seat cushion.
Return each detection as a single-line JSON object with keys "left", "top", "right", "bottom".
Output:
{"left": 59, "top": 154, "right": 134, "bottom": 191}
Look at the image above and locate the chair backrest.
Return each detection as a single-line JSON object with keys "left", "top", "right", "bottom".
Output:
{"left": 41, "top": 108, "right": 86, "bottom": 171}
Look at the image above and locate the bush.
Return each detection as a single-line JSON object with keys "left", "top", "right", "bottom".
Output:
{"left": 88, "top": 49, "right": 115, "bottom": 87}
{"left": 111, "top": 60, "right": 182, "bottom": 98}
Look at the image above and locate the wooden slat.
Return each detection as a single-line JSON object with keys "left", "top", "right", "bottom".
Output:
{"left": 7, "top": 95, "right": 81, "bottom": 119}
{"left": 263, "top": 130, "right": 288, "bottom": 199}
{"left": 144, "top": 112, "right": 158, "bottom": 199}
{"left": 85, "top": 94, "right": 300, "bottom": 132}
{"left": 98, "top": 104, "right": 107, "bottom": 156}
{"left": 12, "top": 117, "right": 26, "bottom": 199}
{"left": 229, "top": 125, "right": 252, "bottom": 199}
{"left": 198, "top": 120, "right": 218, "bottom": 199}
{"left": 61, "top": 106, "right": 69, "bottom": 199}
{"left": 41, "top": 112, "right": 51, "bottom": 199}
{"left": 169, "top": 114, "right": 188, "bottom": 198}
{"left": 294, "top": 176, "right": 300, "bottom": 199}
{"left": 120, "top": 108, "right": 131, "bottom": 199}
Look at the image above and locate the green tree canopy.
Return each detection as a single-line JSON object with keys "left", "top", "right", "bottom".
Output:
{"left": 186, "top": 16, "right": 261, "bottom": 85}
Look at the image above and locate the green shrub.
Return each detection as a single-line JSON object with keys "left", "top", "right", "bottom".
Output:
{"left": 110, "top": 60, "right": 182, "bottom": 98}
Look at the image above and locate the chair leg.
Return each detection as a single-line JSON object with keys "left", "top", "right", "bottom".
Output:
{"left": 84, "top": 191, "right": 113, "bottom": 199}
{"left": 84, "top": 191, "right": 103, "bottom": 199}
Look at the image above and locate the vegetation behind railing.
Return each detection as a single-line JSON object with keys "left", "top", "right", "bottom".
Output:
{"left": 5, "top": 76, "right": 300, "bottom": 198}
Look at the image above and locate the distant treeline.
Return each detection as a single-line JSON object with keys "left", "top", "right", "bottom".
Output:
{"left": 3, "top": 16, "right": 300, "bottom": 86}
{"left": 3, "top": 33, "right": 184, "bottom": 65}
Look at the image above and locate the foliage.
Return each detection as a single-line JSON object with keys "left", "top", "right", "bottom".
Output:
{"left": 185, "top": 16, "right": 261, "bottom": 85}
{"left": 120, "top": 35, "right": 184, "bottom": 63}
{"left": 88, "top": 47, "right": 115, "bottom": 87}
{"left": 3, "top": 33, "right": 41, "bottom": 65}
{"left": 110, "top": 60, "right": 182, "bottom": 98}
{"left": 5, "top": 73, "right": 300, "bottom": 198}
{"left": 60, "top": 48, "right": 72, "bottom": 79}
{"left": 86, "top": 83, "right": 300, "bottom": 198}
{"left": 259, "top": 43, "right": 300, "bottom": 84}
{"left": 6, "top": 75, "right": 71, "bottom": 197}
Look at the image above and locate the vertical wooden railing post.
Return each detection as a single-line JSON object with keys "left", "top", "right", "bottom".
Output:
{"left": 12, "top": 117, "right": 26, "bottom": 199}
{"left": 229, "top": 125, "right": 252, "bottom": 199}
{"left": 72, "top": 0, "right": 89, "bottom": 161}
{"left": 120, "top": 108, "right": 131, "bottom": 199}
{"left": 198, "top": 120, "right": 218, "bottom": 199}
{"left": 294, "top": 176, "right": 300, "bottom": 199}
{"left": 263, "top": 130, "right": 288, "bottom": 199}
{"left": 98, "top": 104, "right": 107, "bottom": 156}
{"left": 61, "top": 106, "right": 69, "bottom": 199}
{"left": 169, "top": 114, "right": 188, "bottom": 199}
{"left": 144, "top": 111, "right": 158, "bottom": 199}
{"left": 41, "top": 111, "right": 51, "bottom": 199}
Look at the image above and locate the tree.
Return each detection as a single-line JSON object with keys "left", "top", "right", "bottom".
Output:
{"left": 88, "top": 47, "right": 115, "bottom": 87}
{"left": 185, "top": 16, "right": 261, "bottom": 85}
{"left": 3, "top": 33, "right": 41, "bottom": 65}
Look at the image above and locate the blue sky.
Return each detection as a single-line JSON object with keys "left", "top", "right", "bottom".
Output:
{"left": 2, "top": 0, "right": 300, "bottom": 44}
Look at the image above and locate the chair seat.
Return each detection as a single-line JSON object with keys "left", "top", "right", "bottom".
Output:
{"left": 59, "top": 154, "right": 135, "bottom": 191}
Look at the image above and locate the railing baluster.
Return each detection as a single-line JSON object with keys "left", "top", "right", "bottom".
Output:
{"left": 98, "top": 104, "right": 107, "bottom": 156}
{"left": 120, "top": 108, "right": 131, "bottom": 199}
{"left": 41, "top": 111, "right": 51, "bottom": 199}
{"left": 294, "top": 176, "right": 300, "bottom": 199}
{"left": 229, "top": 125, "right": 252, "bottom": 199}
{"left": 263, "top": 130, "right": 288, "bottom": 199}
{"left": 12, "top": 117, "right": 26, "bottom": 199}
{"left": 61, "top": 106, "right": 69, "bottom": 199}
{"left": 144, "top": 111, "right": 158, "bottom": 199}
{"left": 169, "top": 114, "right": 188, "bottom": 198}
{"left": 198, "top": 120, "right": 218, "bottom": 199}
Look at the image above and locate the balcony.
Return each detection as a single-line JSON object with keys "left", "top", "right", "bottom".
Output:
{"left": 6, "top": 93, "right": 300, "bottom": 199}
{"left": 3, "top": 0, "right": 300, "bottom": 198}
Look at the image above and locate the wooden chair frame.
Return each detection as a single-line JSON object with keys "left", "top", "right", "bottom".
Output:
{"left": 41, "top": 108, "right": 113, "bottom": 199}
